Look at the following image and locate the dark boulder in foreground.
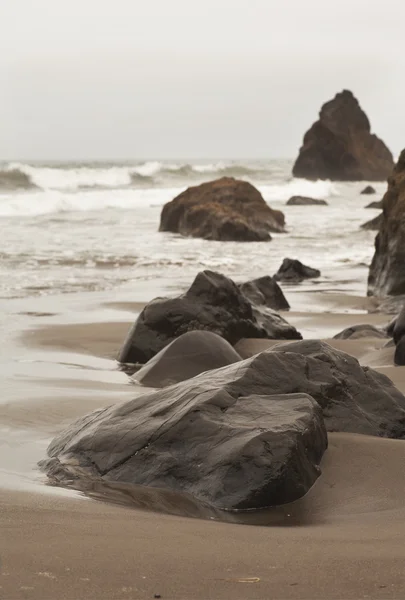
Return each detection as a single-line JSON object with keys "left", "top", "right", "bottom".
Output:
{"left": 134, "top": 331, "right": 242, "bottom": 388}
{"left": 361, "top": 213, "right": 383, "bottom": 231}
{"left": 361, "top": 186, "right": 376, "bottom": 195}
{"left": 239, "top": 275, "right": 290, "bottom": 311}
{"left": 388, "top": 306, "right": 405, "bottom": 365}
{"left": 333, "top": 324, "right": 388, "bottom": 340}
{"left": 41, "top": 389, "right": 326, "bottom": 511}
{"left": 41, "top": 340, "right": 405, "bottom": 511}
{"left": 118, "top": 270, "right": 301, "bottom": 364}
{"left": 292, "top": 90, "right": 394, "bottom": 181}
{"left": 286, "top": 196, "right": 328, "bottom": 206}
{"left": 274, "top": 258, "right": 321, "bottom": 283}
{"left": 368, "top": 151, "right": 405, "bottom": 297}
{"left": 365, "top": 200, "right": 383, "bottom": 209}
{"left": 159, "top": 177, "right": 285, "bottom": 242}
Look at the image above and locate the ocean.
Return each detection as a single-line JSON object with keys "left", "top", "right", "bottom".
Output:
{"left": 0, "top": 159, "right": 384, "bottom": 303}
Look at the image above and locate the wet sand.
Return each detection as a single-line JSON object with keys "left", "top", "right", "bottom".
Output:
{"left": 1, "top": 289, "right": 405, "bottom": 599}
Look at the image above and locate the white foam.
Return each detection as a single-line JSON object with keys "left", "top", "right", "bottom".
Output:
{"left": 259, "top": 179, "right": 338, "bottom": 202}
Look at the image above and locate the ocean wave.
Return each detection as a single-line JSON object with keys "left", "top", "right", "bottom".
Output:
{"left": 1, "top": 160, "right": 289, "bottom": 193}
{"left": 0, "top": 168, "right": 38, "bottom": 191}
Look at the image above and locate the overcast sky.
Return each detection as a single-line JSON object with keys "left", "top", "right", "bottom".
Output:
{"left": 1, "top": 0, "right": 404, "bottom": 160}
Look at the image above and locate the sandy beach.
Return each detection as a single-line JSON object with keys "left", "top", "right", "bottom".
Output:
{"left": 0, "top": 284, "right": 404, "bottom": 600}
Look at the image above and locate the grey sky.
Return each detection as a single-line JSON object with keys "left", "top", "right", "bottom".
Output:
{"left": 2, "top": 0, "right": 404, "bottom": 160}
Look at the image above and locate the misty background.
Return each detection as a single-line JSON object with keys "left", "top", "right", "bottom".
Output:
{"left": 2, "top": 0, "right": 404, "bottom": 160}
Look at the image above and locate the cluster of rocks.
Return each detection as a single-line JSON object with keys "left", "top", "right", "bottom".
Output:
{"left": 40, "top": 333, "right": 405, "bottom": 512}
{"left": 39, "top": 261, "right": 405, "bottom": 513}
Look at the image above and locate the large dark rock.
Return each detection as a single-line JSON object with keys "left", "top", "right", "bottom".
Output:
{"left": 368, "top": 151, "right": 405, "bottom": 297}
{"left": 361, "top": 186, "right": 376, "bottom": 195}
{"left": 361, "top": 213, "right": 383, "bottom": 231}
{"left": 392, "top": 305, "right": 405, "bottom": 344}
{"left": 274, "top": 258, "right": 321, "bottom": 283}
{"left": 333, "top": 324, "right": 388, "bottom": 340}
{"left": 286, "top": 196, "right": 328, "bottom": 206}
{"left": 159, "top": 177, "right": 285, "bottom": 242}
{"left": 41, "top": 340, "right": 405, "bottom": 511}
{"left": 365, "top": 200, "right": 383, "bottom": 209}
{"left": 41, "top": 388, "right": 326, "bottom": 511}
{"left": 239, "top": 276, "right": 290, "bottom": 311}
{"left": 292, "top": 90, "right": 394, "bottom": 181}
{"left": 118, "top": 270, "right": 301, "bottom": 364}
{"left": 134, "top": 331, "right": 242, "bottom": 388}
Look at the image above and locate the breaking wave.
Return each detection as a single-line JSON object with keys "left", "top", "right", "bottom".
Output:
{"left": 0, "top": 160, "right": 293, "bottom": 193}
{"left": 0, "top": 168, "right": 38, "bottom": 191}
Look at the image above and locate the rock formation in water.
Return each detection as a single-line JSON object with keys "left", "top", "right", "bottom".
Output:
{"left": 286, "top": 196, "right": 328, "bottom": 206}
{"left": 361, "top": 186, "right": 376, "bottom": 195}
{"left": 365, "top": 200, "right": 383, "bottom": 209}
{"left": 118, "top": 270, "right": 301, "bottom": 364}
{"left": 41, "top": 340, "right": 405, "bottom": 510}
{"left": 159, "top": 177, "right": 285, "bottom": 242}
{"left": 274, "top": 258, "right": 321, "bottom": 283}
{"left": 368, "top": 150, "right": 405, "bottom": 297}
{"left": 292, "top": 90, "right": 394, "bottom": 181}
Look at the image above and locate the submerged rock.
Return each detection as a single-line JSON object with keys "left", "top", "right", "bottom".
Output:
{"left": 368, "top": 151, "right": 405, "bottom": 297}
{"left": 41, "top": 340, "right": 405, "bottom": 511}
{"left": 286, "top": 196, "right": 328, "bottom": 206}
{"left": 292, "top": 90, "right": 394, "bottom": 181}
{"left": 239, "top": 275, "right": 290, "bottom": 311}
{"left": 159, "top": 177, "right": 285, "bottom": 242}
{"left": 361, "top": 213, "right": 383, "bottom": 231}
{"left": 361, "top": 186, "right": 377, "bottom": 195}
{"left": 118, "top": 270, "right": 301, "bottom": 364}
{"left": 333, "top": 324, "right": 388, "bottom": 340}
{"left": 274, "top": 258, "right": 321, "bottom": 283}
{"left": 134, "top": 331, "right": 242, "bottom": 388}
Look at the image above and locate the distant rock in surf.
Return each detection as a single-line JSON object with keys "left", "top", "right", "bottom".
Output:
{"left": 292, "top": 90, "right": 394, "bottom": 181}
{"left": 286, "top": 196, "right": 328, "bottom": 206}
{"left": 368, "top": 150, "right": 405, "bottom": 297}
{"left": 159, "top": 177, "right": 285, "bottom": 242}
{"left": 361, "top": 186, "right": 377, "bottom": 195}
{"left": 274, "top": 258, "right": 321, "bottom": 283}
{"left": 365, "top": 200, "right": 383, "bottom": 209}
{"left": 118, "top": 270, "right": 301, "bottom": 364}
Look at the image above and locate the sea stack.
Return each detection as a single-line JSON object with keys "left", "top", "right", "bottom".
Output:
{"left": 368, "top": 150, "right": 405, "bottom": 297}
{"left": 293, "top": 90, "right": 394, "bottom": 181}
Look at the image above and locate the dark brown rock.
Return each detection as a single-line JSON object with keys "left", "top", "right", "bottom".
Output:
{"left": 365, "top": 200, "right": 383, "bottom": 209}
{"left": 292, "top": 90, "right": 394, "bottom": 181}
{"left": 361, "top": 186, "right": 377, "bottom": 195}
{"left": 274, "top": 258, "right": 321, "bottom": 283}
{"left": 239, "top": 276, "right": 290, "bottom": 311}
{"left": 159, "top": 177, "right": 285, "bottom": 242}
{"left": 286, "top": 196, "right": 328, "bottom": 206}
{"left": 361, "top": 213, "right": 383, "bottom": 231}
{"left": 368, "top": 151, "right": 405, "bottom": 297}
{"left": 118, "top": 270, "right": 301, "bottom": 364}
